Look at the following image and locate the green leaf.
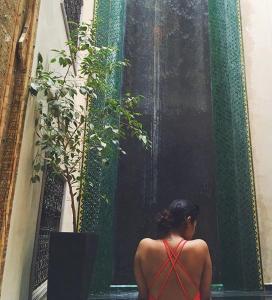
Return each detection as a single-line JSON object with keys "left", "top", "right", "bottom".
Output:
{"left": 79, "top": 87, "right": 87, "bottom": 95}
{"left": 139, "top": 134, "right": 147, "bottom": 144}
{"left": 38, "top": 53, "right": 43, "bottom": 64}
{"left": 112, "top": 140, "right": 119, "bottom": 145}
{"left": 34, "top": 117, "right": 40, "bottom": 127}
{"left": 102, "top": 158, "right": 110, "bottom": 166}
{"left": 100, "top": 141, "right": 107, "bottom": 148}
{"left": 31, "top": 175, "right": 40, "bottom": 183}
{"left": 112, "top": 128, "right": 119, "bottom": 134}
{"left": 29, "top": 83, "right": 39, "bottom": 96}
{"left": 34, "top": 163, "right": 41, "bottom": 172}
{"left": 59, "top": 56, "right": 65, "bottom": 66}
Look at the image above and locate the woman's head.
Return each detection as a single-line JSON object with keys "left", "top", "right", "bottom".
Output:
{"left": 157, "top": 199, "right": 199, "bottom": 239}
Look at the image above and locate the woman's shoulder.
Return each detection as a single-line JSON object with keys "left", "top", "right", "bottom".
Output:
{"left": 138, "top": 238, "right": 158, "bottom": 247}
{"left": 188, "top": 238, "right": 208, "bottom": 246}
{"left": 136, "top": 238, "right": 162, "bottom": 251}
{"left": 185, "top": 239, "right": 209, "bottom": 254}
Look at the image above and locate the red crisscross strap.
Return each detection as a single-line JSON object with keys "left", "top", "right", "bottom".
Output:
{"left": 149, "top": 239, "right": 184, "bottom": 290}
{"left": 165, "top": 241, "right": 198, "bottom": 289}
{"left": 148, "top": 239, "right": 199, "bottom": 300}
{"left": 158, "top": 240, "right": 189, "bottom": 299}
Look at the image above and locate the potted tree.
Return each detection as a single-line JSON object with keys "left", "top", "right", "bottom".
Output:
{"left": 30, "top": 22, "right": 149, "bottom": 300}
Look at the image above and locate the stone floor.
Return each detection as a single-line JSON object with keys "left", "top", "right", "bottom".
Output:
{"left": 88, "top": 291, "right": 272, "bottom": 299}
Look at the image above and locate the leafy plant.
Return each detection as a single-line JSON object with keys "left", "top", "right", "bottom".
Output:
{"left": 30, "top": 22, "right": 150, "bottom": 232}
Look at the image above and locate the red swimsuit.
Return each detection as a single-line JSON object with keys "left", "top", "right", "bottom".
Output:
{"left": 148, "top": 239, "right": 200, "bottom": 300}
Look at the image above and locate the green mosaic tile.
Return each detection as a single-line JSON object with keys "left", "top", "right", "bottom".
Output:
{"left": 208, "top": 0, "right": 263, "bottom": 291}
{"left": 79, "top": 0, "right": 126, "bottom": 293}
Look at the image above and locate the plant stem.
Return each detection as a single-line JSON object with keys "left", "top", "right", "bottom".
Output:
{"left": 63, "top": 64, "right": 72, "bottom": 83}
{"left": 67, "top": 176, "right": 77, "bottom": 232}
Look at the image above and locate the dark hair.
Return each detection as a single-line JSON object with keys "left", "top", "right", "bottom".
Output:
{"left": 157, "top": 199, "right": 199, "bottom": 236}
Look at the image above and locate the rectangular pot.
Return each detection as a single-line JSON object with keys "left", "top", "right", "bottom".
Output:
{"left": 47, "top": 232, "right": 98, "bottom": 300}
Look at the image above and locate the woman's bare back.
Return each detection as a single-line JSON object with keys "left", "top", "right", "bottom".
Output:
{"left": 134, "top": 237, "right": 212, "bottom": 300}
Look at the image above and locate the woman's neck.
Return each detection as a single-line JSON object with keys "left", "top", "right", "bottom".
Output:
{"left": 165, "top": 230, "right": 186, "bottom": 240}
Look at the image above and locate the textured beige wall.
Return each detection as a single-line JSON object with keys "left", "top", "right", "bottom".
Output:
{"left": 1, "top": 0, "right": 95, "bottom": 299}
{"left": 1, "top": 2, "right": 68, "bottom": 299}
{"left": 82, "top": 0, "right": 95, "bottom": 22}
{"left": 240, "top": 0, "right": 272, "bottom": 284}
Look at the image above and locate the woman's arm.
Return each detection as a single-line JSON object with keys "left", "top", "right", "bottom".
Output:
{"left": 199, "top": 241, "right": 212, "bottom": 300}
{"left": 134, "top": 241, "right": 148, "bottom": 300}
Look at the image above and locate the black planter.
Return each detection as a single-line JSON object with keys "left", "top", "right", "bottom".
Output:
{"left": 47, "top": 232, "right": 98, "bottom": 300}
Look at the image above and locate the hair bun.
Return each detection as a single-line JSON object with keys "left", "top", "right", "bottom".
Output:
{"left": 156, "top": 199, "right": 199, "bottom": 237}
{"left": 157, "top": 209, "right": 173, "bottom": 235}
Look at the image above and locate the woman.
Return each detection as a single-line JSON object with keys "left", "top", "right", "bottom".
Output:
{"left": 134, "top": 199, "right": 212, "bottom": 300}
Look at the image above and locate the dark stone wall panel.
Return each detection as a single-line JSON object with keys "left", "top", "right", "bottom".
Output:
{"left": 64, "top": 0, "right": 83, "bottom": 31}
{"left": 114, "top": 0, "right": 221, "bottom": 284}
